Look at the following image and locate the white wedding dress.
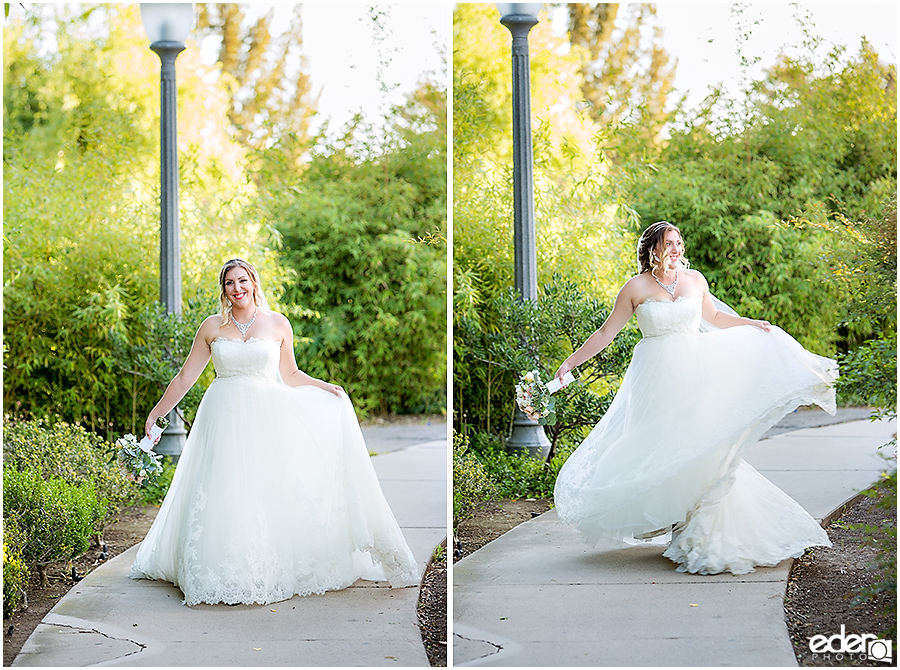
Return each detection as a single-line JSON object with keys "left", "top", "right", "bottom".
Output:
{"left": 130, "top": 337, "right": 419, "bottom": 605}
{"left": 554, "top": 295, "right": 838, "bottom": 575}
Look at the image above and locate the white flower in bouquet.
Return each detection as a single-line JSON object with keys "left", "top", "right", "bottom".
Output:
{"left": 514, "top": 369, "right": 558, "bottom": 426}
{"left": 116, "top": 416, "right": 168, "bottom": 485}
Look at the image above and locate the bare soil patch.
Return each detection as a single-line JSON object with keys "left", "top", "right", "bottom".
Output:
{"left": 785, "top": 488, "right": 896, "bottom": 667}
{"left": 3, "top": 504, "right": 159, "bottom": 667}
{"left": 418, "top": 538, "right": 448, "bottom": 666}
{"left": 454, "top": 498, "right": 553, "bottom": 562}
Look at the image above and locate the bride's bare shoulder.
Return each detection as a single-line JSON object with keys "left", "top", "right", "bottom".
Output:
{"left": 683, "top": 268, "right": 709, "bottom": 285}
{"left": 617, "top": 274, "right": 652, "bottom": 307}
{"left": 620, "top": 273, "right": 653, "bottom": 295}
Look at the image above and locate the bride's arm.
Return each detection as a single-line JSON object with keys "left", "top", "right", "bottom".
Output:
{"left": 555, "top": 284, "right": 636, "bottom": 384}
{"left": 144, "top": 316, "right": 216, "bottom": 437}
{"left": 275, "top": 314, "right": 343, "bottom": 396}
{"left": 697, "top": 273, "right": 771, "bottom": 331}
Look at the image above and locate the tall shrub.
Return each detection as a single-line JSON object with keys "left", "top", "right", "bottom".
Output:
{"left": 257, "top": 87, "right": 447, "bottom": 416}
{"left": 3, "top": 466, "right": 105, "bottom": 586}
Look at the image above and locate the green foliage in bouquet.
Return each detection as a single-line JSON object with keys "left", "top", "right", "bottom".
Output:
{"left": 452, "top": 432, "right": 495, "bottom": 529}
{"left": 115, "top": 433, "right": 164, "bottom": 486}
{"left": 455, "top": 275, "right": 638, "bottom": 461}
{"left": 3, "top": 520, "right": 29, "bottom": 618}
{"left": 3, "top": 419, "right": 137, "bottom": 528}
{"left": 3, "top": 465, "right": 105, "bottom": 586}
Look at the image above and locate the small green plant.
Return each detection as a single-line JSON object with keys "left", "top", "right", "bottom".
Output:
{"left": 468, "top": 431, "right": 577, "bottom": 500}
{"left": 453, "top": 432, "right": 496, "bottom": 529}
{"left": 3, "top": 519, "right": 30, "bottom": 618}
{"left": 3, "top": 465, "right": 106, "bottom": 586}
{"left": 455, "top": 276, "right": 637, "bottom": 462}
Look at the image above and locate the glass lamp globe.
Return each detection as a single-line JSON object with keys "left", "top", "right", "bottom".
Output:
{"left": 495, "top": 3, "right": 542, "bottom": 19}
{"left": 140, "top": 3, "right": 195, "bottom": 44}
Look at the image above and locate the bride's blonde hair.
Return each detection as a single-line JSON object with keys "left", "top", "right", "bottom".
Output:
{"left": 218, "top": 258, "right": 265, "bottom": 325}
{"left": 637, "top": 221, "right": 689, "bottom": 279}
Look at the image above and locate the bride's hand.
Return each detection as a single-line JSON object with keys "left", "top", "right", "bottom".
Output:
{"left": 555, "top": 361, "right": 572, "bottom": 387}
{"left": 144, "top": 414, "right": 161, "bottom": 440}
{"left": 324, "top": 383, "right": 344, "bottom": 397}
{"left": 749, "top": 319, "right": 772, "bottom": 332}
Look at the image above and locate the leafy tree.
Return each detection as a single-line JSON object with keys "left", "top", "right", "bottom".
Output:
{"left": 255, "top": 85, "right": 448, "bottom": 416}
{"left": 564, "top": 3, "right": 676, "bottom": 147}
{"left": 194, "top": 3, "right": 319, "bottom": 150}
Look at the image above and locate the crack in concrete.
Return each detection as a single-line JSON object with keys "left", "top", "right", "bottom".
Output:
{"left": 51, "top": 622, "right": 147, "bottom": 660}
{"left": 453, "top": 631, "right": 503, "bottom": 659}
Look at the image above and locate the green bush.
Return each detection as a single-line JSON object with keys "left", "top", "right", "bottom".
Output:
{"left": 3, "top": 519, "right": 29, "bottom": 618}
{"left": 3, "top": 465, "right": 106, "bottom": 585}
{"left": 258, "top": 91, "right": 448, "bottom": 417}
{"left": 3, "top": 420, "right": 137, "bottom": 528}
{"left": 455, "top": 275, "right": 637, "bottom": 460}
{"left": 452, "top": 432, "right": 495, "bottom": 529}
{"left": 138, "top": 455, "right": 176, "bottom": 506}
{"left": 835, "top": 336, "right": 897, "bottom": 418}
{"left": 468, "top": 431, "right": 576, "bottom": 500}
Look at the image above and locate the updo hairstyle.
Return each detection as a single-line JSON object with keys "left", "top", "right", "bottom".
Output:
{"left": 636, "top": 221, "right": 689, "bottom": 280}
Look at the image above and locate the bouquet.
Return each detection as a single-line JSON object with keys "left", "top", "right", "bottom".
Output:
{"left": 514, "top": 370, "right": 576, "bottom": 426}
{"left": 515, "top": 370, "right": 553, "bottom": 425}
{"left": 115, "top": 416, "right": 167, "bottom": 485}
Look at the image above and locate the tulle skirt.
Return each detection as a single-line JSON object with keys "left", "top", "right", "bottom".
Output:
{"left": 130, "top": 377, "right": 418, "bottom": 605}
{"left": 554, "top": 324, "right": 837, "bottom": 574}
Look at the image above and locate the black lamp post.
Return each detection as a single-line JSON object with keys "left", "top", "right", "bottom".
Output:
{"left": 497, "top": 3, "right": 550, "bottom": 458}
{"left": 141, "top": 3, "right": 194, "bottom": 460}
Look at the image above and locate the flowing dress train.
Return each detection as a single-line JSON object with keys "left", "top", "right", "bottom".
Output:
{"left": 554, "top": 296, "right": 837, "bottom": 575}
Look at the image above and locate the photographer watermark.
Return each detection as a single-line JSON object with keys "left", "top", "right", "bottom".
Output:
{"left": 809, "top": 625, "right": 893, "bottom": 663}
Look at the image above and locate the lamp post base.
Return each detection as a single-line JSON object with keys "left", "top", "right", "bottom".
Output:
{"left": 505, "top": 408, "right": 551, "bottom": 459}
{"left": 155, "top": 409, "right": 186, "bottom": 463}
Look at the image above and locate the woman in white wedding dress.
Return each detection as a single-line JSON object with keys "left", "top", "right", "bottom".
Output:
{"left": 551, "top": 221, "right": 837, "bottom": 575}
{"left": 130, "top": 259, "right": 418, "bottom": 605}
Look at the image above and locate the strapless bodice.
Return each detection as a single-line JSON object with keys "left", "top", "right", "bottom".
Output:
{"left": 634, "top": 295, "right": 702, "bottom": 337}
{"left": 210, "top": 337, "right": 281, "bottom": 380}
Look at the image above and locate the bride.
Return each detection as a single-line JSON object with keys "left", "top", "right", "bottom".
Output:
{"left": 130, "top": 259, "right": 418, "bottom": 605}
{"left": 551, "top": 221, "right": 838, "bottom": 575}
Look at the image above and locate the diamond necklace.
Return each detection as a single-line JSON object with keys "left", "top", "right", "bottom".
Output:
{"left": 654, "top": 270, "right": 678, "bottom": 298}
{"left": 231, "top": 309, "right": 257, "bottom": 337}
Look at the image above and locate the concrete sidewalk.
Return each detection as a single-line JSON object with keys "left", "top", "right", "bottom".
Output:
{"left": 453, "top": 415, "right": 896, "bottom": 667}
{"left": 13, "top": 422, "right": 448, "bottom": 668}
